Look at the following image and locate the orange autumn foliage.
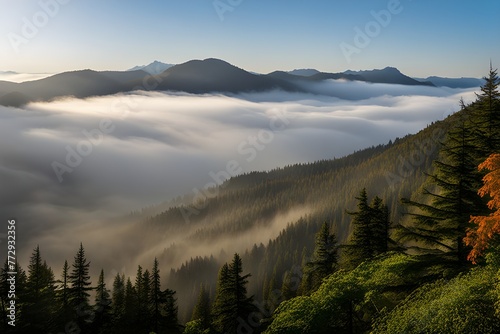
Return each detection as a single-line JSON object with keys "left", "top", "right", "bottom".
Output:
{"left": 465, "top": 153, "right": 500, "bottom": 263}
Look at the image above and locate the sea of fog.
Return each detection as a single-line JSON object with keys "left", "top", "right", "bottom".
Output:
{"left": 0, "top": 80, "right": 478, "bottom": 281}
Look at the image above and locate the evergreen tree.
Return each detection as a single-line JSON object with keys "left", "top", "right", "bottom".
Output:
{"left": 55, "top": 260, "right": 73, "bottom": 330}
{"left": 302, "top": 222, "right": 338, "bottom": 293}
{"left": 68, "top": 243, "right": 93, "bottom": 329}
{"left": 212, "top": 254, "right": 256, "bottom": 334}
{"left": 371, "top": 196, "right": 391, "bottom": 255}
{"left": 472, "top": 64, "right": 500, "bottom": 156}
{"left": 163, "top": 288, "right": 180, "bottom": 333}
{"left": 150, "top": 258, "right": 163, "bottom": 333}
{"left": 347, "top": 189, "right": 373, "bottom": 263}
{"left": 111, "top": 273, "right": 125, "bottom": 327}
{"left": 123, "top": 277, "right": 137, "bottom": 333}
{"left": 401, "top": 100, "right": 485, "bottom": 264}
{"left": 23, "top": 246, "right": 57, "bottom": 332}
{"left": 191, "top": 284, "right": 211, "bottom": 330}
{"left": 141, "top": 269, "right": 152, "bottom": 331}
{"left": 93, "top": 269, "right": 112, "bottom": 333}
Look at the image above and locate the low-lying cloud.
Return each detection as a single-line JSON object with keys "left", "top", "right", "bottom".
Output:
{"left": 0, "top": 81, "right": 479, "bottom": 281}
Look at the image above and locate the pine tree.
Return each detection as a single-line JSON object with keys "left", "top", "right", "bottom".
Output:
{"left": 68, "top": 243, "right": 93, "bottom": 328}
{"left": 303, "top": 222, "right": 338, "bottom": 293}
{"left": 371, "top": 196, "right": 390, "bottom": 255}
{"left": 212, "top": 263, "right": 231, "bottom": 333}
{"left": 150, "top": 258, "right": 163, "bottom": 333}
{"left": 163, "top": 288, "right": 180, "bottom": 333}
{"left": 212, "top": 254, "right": 256, "bottom": 334}
{"left": 347, "top": 189, "right": 372, "bottom": 261}
{"left": 400, "top": 100, "right": 485, "bottom": 264}
{"left": 55, "top": 260, "right": 73, "bottom": 330}
{"left": 23, "top": 246, "right": 57, "bottom": 332}
{"left": 192, "top": 284, "right": 211, "bottom": 330}
{"left": 123, "top": 277, "right": 137, "bottom": 332}
{"left": 93, "top": 269, "right": 112, "bottom": 333}
{"left": 111, "top": 273, "right": 125, "bottom": 326}
{"left": 472, "top": 64, "right": 500, "bottom": 156}
{"left": 141, "top": 269, "right": 152, "bottom": 331}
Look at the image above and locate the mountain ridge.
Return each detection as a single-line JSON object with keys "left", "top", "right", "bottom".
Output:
{"left": 0, "top": 58, "right": 477, "bottom": 107}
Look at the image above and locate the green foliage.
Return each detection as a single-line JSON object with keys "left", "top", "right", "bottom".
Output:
{"left": 212, "top": 254, "right": 256, "bottom": 334}
{"left": 265, "top": 253, "right": 418, "bottom": 333}
{"left": 302, "top": 222, "right": 338, "bottom": 294}
{"left": 346, "top": 189, "right": 392, "bottom": 267}
{"left": 373, "top": 265, "right": 500, "bottom": 333}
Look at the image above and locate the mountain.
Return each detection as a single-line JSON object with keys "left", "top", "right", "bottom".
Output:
{"left": 415, "top": 76, "right": 484, "bottom": 88}
{"left": 155, "top": 58, "right": 301, "bottom": 94}
{"left": 288, "top": 68, "right": 320, "bottom": 77}
{"left": 127, "top": 60, "right": 174, "bottom": 75}
{"left": 143, "top": 110, "right": 457, "bottom": 320}
{"left": 0, "top": 69, "right": 150, "bottom": 107}
{"left": 0, "top": 59, "right": 447, "bottom": 107}
{"left": 344, "top": 67, "right": 435, "bottom": 86}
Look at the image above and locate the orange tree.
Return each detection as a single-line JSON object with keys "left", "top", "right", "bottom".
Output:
{"left": 465, "top": 154, "right": 500, "bottom": 263}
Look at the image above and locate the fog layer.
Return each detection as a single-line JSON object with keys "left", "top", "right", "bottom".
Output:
{"left": 0, "top": 81, "right": 478, "bottom": 280}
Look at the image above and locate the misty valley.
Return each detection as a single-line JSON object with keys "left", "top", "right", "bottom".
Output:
{"left": 1, "top": 58, "right": 500, "bottom": 334}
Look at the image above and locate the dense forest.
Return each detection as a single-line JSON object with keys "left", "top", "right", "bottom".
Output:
{"left": 1, "top": 66, "right": 500, "bottom": 333}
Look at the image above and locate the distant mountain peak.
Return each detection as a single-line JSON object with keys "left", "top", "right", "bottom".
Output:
{"left": 127, "top": 61, "right": 174, "bottom": 75}
{"left": 343, "top": 67, "right": 434, "bottom": 86}
{"left": 288, "top": 68, "right": 320, "bottom": 77}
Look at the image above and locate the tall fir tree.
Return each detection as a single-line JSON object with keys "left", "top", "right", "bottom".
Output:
{"left": 400, "top": 100, "right": 486, "bottom": 265}
{"left": 346, "top": 189, "right": 390, "bottom": 266}
{"left": 23, "top": 246, "right": 57, "bottom": 332}
{"left": 212, "top": 254, "right": 255, "bottom": 334}
{"left": 191, "top": 284, "right": 211, "bottom": 330}
{"left": 150, "top": 258, "right": 163, "bottom": 334}
{"left": 302, "top": 222, "right": 338, "bottom": 294}
{"left": 111, "top": 273, "right": 125, "bottom": 328}
{"left": 68, "top": 243, "right": 93, "bottom": 330}
{"left": 472, "top": 64, "right": 500, "bottom": 157}
{"left": 93, "top": 269, "right": 112, "bottom": 334}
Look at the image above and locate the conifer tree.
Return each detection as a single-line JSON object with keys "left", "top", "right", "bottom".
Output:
{"left": 192, "top": 284, "right": 211, "bottom": 330}
{"left": 150, "top": 258, "right": 163, "bottom": 333}
{"left": 472, "top": 64, "right": 500, "bottom": 156}
{"left": 401, "top": 100, "right": 485, "bottom": 264}
{"left": 93, "top": 269, "right": 112, "bottom": 333}
{"left": 23, "top": 246, "right": 57, "bottom": 332}
{"left": 347, "top": 189, "right": 373, "bottom": 262}
{"left": 123, "top": 277, "right": 137, "bottom": 332}
{"left": 303, "top": 222, "right": 338, "bottom": 293}
{"left": 212, "top": 254, "right": 255, "bottom": 334}
{"left": 68, "top": 243, "right": 93, "bottom": 328}
{"left": 111, "top": 273, "right": 125, "bottom": 326}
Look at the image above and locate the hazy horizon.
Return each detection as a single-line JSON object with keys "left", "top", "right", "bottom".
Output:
{"left": 1, "top": 1, "right": 499, "bottom": 77}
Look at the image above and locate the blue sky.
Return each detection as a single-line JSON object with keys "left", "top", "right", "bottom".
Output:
{"left": 1, "top": 0, "right": 499, "bottom": 77}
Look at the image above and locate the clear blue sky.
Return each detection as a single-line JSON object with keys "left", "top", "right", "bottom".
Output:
{"left": 1, "top": 0, "right": 499, "bottom": 77}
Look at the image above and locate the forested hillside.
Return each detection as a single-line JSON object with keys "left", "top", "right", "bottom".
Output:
{"left": 1, "top": 68, "right": 499, "bottom": 333}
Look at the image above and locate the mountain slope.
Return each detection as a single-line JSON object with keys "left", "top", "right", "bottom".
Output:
{"left": 156, "top": 58, "right": 301, "bottom": 93}
{"left": 345, "top": 67, "right": 435, "bottom": 86}
{"left": 127, "top": 60, "right": 174, "bottom": 75}
{"left": 140, "top": 111, "right": 461, "bottom": 319}
{"left": 416, "top": 76, "right": 484, "bottom": 88}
